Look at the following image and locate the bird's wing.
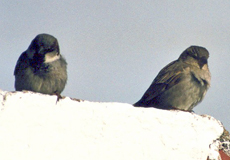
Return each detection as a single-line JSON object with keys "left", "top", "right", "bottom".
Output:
{"left": 142, "top": 60, "right": 186, "bottom": 102}
{"left": 14, "top": 52, "right": 29, "bottom": 75}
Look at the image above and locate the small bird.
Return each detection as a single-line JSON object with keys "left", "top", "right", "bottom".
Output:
{"left": 14, "top": 33, "right": 67, "bottom": 97}
{"left": 134, "top": 46, "right": 211, "bottom": 111}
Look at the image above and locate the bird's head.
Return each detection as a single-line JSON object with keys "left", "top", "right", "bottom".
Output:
{"left": 27, "top": 33, "right": 60, "bottom": 65}
{"left": 179, "top": 46, "right": 209, "bottom": 69}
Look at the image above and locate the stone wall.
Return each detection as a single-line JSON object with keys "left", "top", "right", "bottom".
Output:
{"left": 0, "top": 91, "right": 224, "bottom": 160}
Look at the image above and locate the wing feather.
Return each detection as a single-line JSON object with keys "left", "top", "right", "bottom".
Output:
{"left": 140, "top": 60, "right": 185, "bottom": 102}
{"left": 14, "top": 52, "right": 29, "bottom": 75}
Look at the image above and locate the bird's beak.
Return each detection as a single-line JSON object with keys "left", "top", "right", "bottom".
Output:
{"left": 198, "top": 57, "right": 207, "bottom": 69}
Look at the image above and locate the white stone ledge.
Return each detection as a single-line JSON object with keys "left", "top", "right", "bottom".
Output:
{"left": 0, "top": 91, "right": 224, "bottom": 160}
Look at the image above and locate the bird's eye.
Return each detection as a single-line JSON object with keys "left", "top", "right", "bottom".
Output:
{"left": 46, "top": 48, "right": 54, "bottom": 52}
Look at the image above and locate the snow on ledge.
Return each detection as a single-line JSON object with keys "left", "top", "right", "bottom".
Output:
{"left": 0, "top": 90, "right": 224, "bottom": 160}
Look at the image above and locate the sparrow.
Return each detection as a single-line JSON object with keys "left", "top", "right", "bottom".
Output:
{"left": 14, "top": 33, "right": 67, "bottom": 97}
{"left": 133, "top": 46, "right": 211, "bottom": 111}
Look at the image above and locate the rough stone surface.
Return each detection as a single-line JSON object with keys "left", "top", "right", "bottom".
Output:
{"left": 219, "top": 128, "right": 230, "bottom": 158}
{"left": 0, "top": 91, "right": 224, "bottom": 160}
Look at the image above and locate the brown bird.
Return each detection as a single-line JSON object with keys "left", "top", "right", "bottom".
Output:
{"left": 134, "top": 46, "right": 211, "bottom": 111}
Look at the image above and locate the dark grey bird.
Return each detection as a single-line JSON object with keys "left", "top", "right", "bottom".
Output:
{"left": 134, "top": 46, "right": 211, "bottom": 111}
{"left": 14, "top": 33, "right": 67, "bottom": 97}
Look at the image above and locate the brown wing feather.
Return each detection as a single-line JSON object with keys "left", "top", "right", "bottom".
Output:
{"left": 141, "top": 60, "right": 184, "bottom": 102}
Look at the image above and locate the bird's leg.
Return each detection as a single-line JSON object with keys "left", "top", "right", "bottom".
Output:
{"left": 54, "top": 92, "right": 65, "bottom": 104}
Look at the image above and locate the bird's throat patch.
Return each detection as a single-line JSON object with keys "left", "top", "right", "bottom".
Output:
{"left": 44, "top": 52, "right": 60, "bottom": 63}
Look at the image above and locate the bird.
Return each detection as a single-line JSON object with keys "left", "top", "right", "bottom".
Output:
{"left": 14, "top": 33, "right": 67, "bottom": 97}
{"left": 133, "top": 46, "right": 211, "bottom": 111}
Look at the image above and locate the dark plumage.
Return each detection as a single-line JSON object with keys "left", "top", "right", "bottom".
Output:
{"left": 14, "top": 33, "right": 67, "bottom": 95}
{"left": 134, "top": 46, "right": 211, "bottom": 111}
